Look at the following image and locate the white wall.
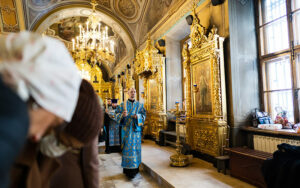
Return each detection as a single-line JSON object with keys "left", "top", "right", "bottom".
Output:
{"left": 165, "top": 37, "right": 182, "bottom": 110}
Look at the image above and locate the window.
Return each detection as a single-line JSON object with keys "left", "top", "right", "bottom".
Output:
{"left": 258, "top": 0, "right": 300, "bottom": 123}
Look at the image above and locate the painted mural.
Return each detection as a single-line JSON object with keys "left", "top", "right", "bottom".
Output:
{"left": 139, "top": 0, "right": 180, "bottom": 44}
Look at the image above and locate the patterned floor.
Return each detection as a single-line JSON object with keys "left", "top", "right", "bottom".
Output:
{"left": 98, "top": 152, "right": 159, "bottom": 188}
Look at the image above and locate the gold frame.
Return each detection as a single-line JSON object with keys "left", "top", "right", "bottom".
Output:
{"left": 183, "top": 3, "right": 228, "bottom": 156}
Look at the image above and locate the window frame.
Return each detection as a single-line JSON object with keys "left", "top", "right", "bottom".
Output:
{"left": 257, "top": 0, "right": 300, "bottom": 123}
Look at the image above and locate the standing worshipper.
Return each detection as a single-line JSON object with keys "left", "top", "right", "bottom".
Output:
{"left": 106, "top": 99, "right": 121, "bottom": 153}
{"left": 50, "top": 79, "right": 103, "bottom": 188}
{"left": 0, "top": 31, "right": 82, "bottom": 188}
{"left": 104, "top": 98, "right": 112, "bottom": 153}
{"left": 115, "top": 88, "right": 146, "bottom": 178}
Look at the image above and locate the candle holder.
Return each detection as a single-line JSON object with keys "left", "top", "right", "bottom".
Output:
{"left": 170, "top": 102, "right": 189, "bottom": 167}
{"left": 141, "top": 91, "right": 145, "bottom": 99}
{"left": 192, "top": 84, "right": 199, "bottom": 93}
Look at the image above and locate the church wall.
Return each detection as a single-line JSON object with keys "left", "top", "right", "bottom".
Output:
{"left": 165, "top": 37, "right": 183, "bottom": 110}
{"left": 227, "top": 0, "right": 260, "bottom": 147}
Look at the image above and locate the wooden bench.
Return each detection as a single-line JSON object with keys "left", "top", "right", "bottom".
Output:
{"left": 161, "top": 130, "right": 185, "bottom": 147}
{"left": 225, "top": 147, "right": 273, "bottom": 188}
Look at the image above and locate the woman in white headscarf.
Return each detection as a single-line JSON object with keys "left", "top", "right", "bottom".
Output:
{"left": 0, "top": 31, "right": 82, "bottom": 188}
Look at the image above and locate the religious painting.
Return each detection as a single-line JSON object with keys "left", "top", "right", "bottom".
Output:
{"left": 139, "top": 0, "right": 180, "bottom": 44}
{"left": 117, "top": 0, "right": 136, "bottom": 18}
{"left": 149, "top": 79, "right": 159, "bottom": 111}
{"left": 192, "top": 58, "right": 213, "bottom": 116}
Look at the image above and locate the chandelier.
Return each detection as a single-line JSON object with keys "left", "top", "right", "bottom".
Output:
{"left": 71, "top": 0, "right": 115, "bottom": 74}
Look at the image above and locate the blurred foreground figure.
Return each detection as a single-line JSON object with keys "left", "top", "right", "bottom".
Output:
{"left": 50, "top": 79, "right": 103, "bottom": 188}
{"left": 0, "top": 73, "right": 29, "bottom": 188}
{"left": 0, "top": 31, "right": 81, "bottom": 188}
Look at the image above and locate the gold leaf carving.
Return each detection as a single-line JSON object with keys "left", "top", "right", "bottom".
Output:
{"left": 0, "top": 0, "right": 19, "bottom": 32}
{"left": 97, "top": 0, "right": 110, "bottom": 9}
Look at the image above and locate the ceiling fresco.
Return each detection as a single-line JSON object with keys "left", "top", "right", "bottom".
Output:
{"left": 23, "top": 0, "right": 184, "bottom": 45}
{"left": 22, "top": 0, "right": 185, "bottom": 72}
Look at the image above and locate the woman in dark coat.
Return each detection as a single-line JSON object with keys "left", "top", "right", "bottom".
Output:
{"left": 1, "top": 32, "right": 82, "bottom": 188}
{"left": 50, "top": 79, "right": 103, "bottom": 188}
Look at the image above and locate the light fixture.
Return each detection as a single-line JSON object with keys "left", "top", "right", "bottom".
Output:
{"left": 71, "top": 0, "right": 115, "bottom": 80}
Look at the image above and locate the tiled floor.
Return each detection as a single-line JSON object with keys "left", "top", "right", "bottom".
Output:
{"left": 99, "top": 152, "right": 159, "bottom": 188}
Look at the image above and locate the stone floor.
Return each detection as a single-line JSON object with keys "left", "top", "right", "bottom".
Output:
{"left": 99, "top": 141, "right": 256, "bottom": 188}
{"left": 99, "top": 152, "right": 159, "bottom": 188}
{"left": 141, "top": 140, "right": 256, "bottom": 188}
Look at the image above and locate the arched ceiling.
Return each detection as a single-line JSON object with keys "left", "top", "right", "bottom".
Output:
{"left": 23, "top": 0, "right": 184, "bottom": 73}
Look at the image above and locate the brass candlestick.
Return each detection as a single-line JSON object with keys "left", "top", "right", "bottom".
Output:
{"left": 170, "top": 102, "right": 189, "bottom": 167}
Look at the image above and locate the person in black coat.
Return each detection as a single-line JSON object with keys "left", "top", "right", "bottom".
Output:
{"left": 0, "top": 77, "right": 29, "bottom": 188}
{"left": 262, "top": 143, "right": 300, "bottom": 188}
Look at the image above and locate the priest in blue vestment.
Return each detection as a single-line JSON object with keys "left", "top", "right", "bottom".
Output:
{"left": 115, "top": 88, "right": 146, "bottom": 178}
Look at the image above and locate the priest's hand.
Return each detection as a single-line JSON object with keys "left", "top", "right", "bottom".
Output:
{"left": 122, "top": 111, "right": 128, "bottom": 117}
{"left": 132, "top": 114, "right": 137, "bottom": 119}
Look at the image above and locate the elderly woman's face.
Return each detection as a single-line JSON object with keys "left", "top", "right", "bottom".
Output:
{"left": 29, "top": 107, "right": 63, "bottom": 142}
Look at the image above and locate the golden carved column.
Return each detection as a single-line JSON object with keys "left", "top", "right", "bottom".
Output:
{"left": 182, "top": 43, "right": 191, "bottom": 117}
{"left": 182, "top": 43, "right": 191, "bottom": 144}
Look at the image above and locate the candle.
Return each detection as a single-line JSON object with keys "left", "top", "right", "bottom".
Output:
{"left": 79, "top": 24, "right": 82, "bottom": 36}
{"left": 98, "top": 23, "right": 101, "bottom": 32}
{"left": 72, "top": 39, "right": 75, "bottom": 51}
{"left": 110, "top": 41, "right": 114, "bottom": 53}
{"left": 86, "top": 21, "right": 89, "bottom": 32}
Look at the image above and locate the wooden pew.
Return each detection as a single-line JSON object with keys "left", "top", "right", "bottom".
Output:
{"left": 225, "top": 147, "right": 273, "bottom": 188}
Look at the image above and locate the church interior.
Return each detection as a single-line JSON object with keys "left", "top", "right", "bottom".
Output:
{"left": 1, "top": 0, "right": 300, "bottom": 187}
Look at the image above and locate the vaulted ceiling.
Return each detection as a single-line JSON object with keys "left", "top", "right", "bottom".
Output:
{"left": 21, "top": 0, "right": 184, "bottom": 73}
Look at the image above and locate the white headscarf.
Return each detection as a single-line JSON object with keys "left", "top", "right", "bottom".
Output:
{"left": 0, "top": 31, "right": 82, "bottom": 122}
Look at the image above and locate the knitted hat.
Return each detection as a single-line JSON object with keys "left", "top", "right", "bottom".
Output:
{"left": 64, "top": 79, "right": 103, "bottom": 145}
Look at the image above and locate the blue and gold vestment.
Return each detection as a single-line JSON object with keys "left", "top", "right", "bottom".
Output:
{"left": 107, "top": 107, "right": 120, "bottom": 146}
{"left": 115, "top": 100, "right": 146, "bottom": 169}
